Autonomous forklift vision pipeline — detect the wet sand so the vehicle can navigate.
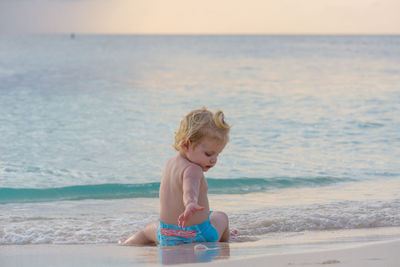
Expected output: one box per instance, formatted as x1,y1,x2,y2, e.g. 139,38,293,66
1,238,399,267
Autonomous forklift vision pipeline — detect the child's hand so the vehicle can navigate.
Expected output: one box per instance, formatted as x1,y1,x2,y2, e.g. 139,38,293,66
178,203,204,229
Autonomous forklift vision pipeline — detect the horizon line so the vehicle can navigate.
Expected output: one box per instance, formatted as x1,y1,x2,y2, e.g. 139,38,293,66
2,32,400,36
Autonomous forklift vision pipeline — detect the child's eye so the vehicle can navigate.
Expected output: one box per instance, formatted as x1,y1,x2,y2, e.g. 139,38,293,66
205,152,212,157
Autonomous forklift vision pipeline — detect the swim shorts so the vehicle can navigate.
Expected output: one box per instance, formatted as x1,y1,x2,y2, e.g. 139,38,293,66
157,211,219,246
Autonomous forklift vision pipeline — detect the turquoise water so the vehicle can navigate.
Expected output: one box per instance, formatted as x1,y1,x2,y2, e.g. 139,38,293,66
0,35,399,244
0,177,354,204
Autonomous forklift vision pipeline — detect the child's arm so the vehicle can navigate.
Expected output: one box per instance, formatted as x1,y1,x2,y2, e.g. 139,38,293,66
178,165,204,228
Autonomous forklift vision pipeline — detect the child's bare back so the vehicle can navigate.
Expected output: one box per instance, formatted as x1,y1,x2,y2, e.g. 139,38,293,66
159,154,210,227
121,107,232,246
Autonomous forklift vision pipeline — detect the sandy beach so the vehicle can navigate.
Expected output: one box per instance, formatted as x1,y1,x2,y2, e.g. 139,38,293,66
1,237,399,267
182,239,400,267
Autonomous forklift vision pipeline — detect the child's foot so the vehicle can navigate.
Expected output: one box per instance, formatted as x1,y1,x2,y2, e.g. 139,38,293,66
118,238,127,245
230,229,238,237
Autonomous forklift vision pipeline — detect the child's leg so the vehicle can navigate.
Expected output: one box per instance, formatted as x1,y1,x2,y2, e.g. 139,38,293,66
209,211,230,242
122,220,159,245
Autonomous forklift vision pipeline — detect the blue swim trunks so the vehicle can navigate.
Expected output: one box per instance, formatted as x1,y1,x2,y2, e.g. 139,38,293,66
157,211,219,246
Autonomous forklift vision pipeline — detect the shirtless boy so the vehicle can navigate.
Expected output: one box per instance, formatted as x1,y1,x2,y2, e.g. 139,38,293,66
122,107,231,246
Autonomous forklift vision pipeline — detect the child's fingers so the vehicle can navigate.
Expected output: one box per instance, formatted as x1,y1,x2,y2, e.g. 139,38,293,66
178,214,185,226
178,218,186,228
178,204,204,228
178,212,190,228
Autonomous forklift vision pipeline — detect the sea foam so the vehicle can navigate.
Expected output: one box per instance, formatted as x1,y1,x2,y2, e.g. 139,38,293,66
1,198,399,245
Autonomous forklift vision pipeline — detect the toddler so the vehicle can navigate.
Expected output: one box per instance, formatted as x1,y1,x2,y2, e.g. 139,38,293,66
122,107,231,246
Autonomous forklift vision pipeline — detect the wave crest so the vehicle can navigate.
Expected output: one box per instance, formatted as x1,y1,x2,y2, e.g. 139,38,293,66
0,176,354,204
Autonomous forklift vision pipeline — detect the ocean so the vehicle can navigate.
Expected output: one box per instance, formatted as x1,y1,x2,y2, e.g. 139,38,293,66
0,34,400,246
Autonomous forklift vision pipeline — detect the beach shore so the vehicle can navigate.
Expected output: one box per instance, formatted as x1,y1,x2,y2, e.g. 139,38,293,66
182,239,400,267
1,238,399,267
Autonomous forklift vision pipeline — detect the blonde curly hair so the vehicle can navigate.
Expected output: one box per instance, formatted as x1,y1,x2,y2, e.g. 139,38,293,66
173,107,231,151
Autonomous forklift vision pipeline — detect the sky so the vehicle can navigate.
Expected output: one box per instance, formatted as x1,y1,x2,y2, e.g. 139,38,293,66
0,0,399,34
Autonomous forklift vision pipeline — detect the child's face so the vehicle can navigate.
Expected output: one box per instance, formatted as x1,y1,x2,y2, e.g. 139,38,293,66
184,137,226,172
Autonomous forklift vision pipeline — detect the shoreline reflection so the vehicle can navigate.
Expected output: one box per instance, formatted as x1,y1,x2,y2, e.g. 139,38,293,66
158,242,230,265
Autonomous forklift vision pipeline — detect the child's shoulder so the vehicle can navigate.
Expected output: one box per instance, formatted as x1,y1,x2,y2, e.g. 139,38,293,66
183,162,203,175
172,154,203,174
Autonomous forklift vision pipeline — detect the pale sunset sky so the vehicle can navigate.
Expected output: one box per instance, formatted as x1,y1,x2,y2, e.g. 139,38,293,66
0,0,399,34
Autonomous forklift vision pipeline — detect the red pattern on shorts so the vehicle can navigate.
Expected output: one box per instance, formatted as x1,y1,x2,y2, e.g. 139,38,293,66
161,228,197,238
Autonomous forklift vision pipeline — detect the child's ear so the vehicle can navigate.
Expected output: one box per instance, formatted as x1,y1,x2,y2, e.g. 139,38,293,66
181,140,189,152
181,140,191,152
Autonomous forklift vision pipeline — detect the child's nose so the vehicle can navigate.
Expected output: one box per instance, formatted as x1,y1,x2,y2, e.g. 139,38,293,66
210,156,217,164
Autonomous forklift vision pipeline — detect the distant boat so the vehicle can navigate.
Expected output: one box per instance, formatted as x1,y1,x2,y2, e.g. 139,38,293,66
70,33,75,39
